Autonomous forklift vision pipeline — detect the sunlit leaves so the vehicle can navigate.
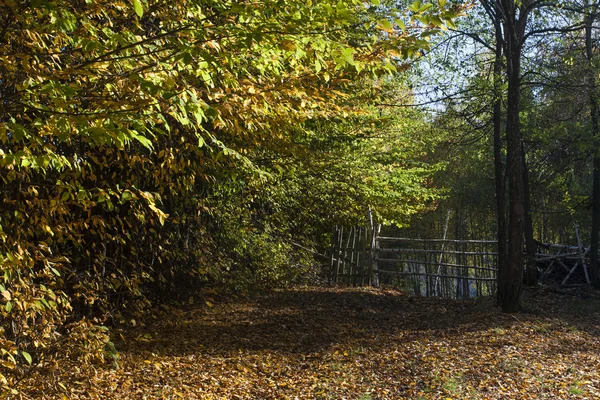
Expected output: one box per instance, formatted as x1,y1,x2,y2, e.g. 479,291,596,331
0,0,459,391
16,287,600,398
133,0,143,17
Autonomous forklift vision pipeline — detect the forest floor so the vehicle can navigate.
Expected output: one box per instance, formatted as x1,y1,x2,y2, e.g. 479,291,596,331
18,285,600,399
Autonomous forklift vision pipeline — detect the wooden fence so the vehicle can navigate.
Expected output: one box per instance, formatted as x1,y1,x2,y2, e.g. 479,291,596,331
536,224,591,286
374,237,498,298
328,225,376,286
329,225,497,298
328,222,591,298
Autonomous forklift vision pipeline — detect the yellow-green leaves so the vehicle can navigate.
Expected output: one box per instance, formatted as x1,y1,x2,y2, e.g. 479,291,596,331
395,18,406,31
0,0,459,392
409,0,423,12
133,0,143,17
21,351,32,365
379,19,394,30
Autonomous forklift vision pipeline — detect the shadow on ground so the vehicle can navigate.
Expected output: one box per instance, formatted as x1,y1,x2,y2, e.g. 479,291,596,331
116,286,600,358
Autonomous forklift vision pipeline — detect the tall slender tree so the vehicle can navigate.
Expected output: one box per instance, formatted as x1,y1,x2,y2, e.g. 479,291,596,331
479,0,509,305
585,1,600,288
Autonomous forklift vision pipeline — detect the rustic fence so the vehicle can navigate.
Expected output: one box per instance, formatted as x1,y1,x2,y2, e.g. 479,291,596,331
375,237,498,298
329,225,498,298
535,224,591,286
328,225,376,286
328,222,592,298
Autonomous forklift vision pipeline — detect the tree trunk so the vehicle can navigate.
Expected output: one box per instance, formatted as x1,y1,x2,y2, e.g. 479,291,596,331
500,0,527,312
522,144,537,286
586,7,600,288
492,15,508,305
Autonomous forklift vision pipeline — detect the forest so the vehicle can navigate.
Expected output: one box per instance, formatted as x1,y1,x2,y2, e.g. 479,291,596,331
1,0,600,398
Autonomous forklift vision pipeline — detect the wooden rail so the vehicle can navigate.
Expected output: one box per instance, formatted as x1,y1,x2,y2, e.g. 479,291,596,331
329,222,591,298
330,223,498,298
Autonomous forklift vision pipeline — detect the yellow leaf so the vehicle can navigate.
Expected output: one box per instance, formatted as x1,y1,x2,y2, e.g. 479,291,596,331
278,39,296,51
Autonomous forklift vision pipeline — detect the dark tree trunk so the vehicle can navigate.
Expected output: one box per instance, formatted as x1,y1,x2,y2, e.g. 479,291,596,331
492,16,507,305
522,144,537,286
500,0,527,312
587,7,600,288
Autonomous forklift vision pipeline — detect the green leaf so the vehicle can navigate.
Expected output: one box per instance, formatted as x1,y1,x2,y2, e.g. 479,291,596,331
409,0,422,12
5,301,12,312
419,3,434,12
342,47,355,64
134,135,154,150
380,19,393,30
133,0,143,17
121,191,133,202
430,16,444,27
394,18,406,31
22,351,32,365
416,15,430,25
182,52,194,65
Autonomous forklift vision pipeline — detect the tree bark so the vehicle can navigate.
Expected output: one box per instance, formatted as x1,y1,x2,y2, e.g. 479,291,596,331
586,6,600,289
492,12,508,305
522,144,537,286
500,0,527,312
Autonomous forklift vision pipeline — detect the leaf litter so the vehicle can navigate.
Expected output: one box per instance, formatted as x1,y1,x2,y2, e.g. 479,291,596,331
16,286,600,399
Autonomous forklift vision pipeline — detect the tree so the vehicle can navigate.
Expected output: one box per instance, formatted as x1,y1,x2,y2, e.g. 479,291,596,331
416,0,529,310
585,1,600,288
413,0,594,310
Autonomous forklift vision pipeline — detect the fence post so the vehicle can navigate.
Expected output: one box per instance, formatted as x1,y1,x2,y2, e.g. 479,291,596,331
329,226,337,285
367,209,374,286
371,224,381,288
435,210,451,297
362,226,370,285
342,227,353,284
336,227,344,283
354,227,362,286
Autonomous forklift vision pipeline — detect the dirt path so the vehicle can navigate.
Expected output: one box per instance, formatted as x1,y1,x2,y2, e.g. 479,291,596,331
19,286,600,399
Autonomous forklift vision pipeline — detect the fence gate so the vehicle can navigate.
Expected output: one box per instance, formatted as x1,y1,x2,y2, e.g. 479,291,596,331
328,225,374,286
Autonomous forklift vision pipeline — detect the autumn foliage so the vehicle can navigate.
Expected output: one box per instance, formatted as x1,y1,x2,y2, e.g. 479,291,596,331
0,0,460,392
